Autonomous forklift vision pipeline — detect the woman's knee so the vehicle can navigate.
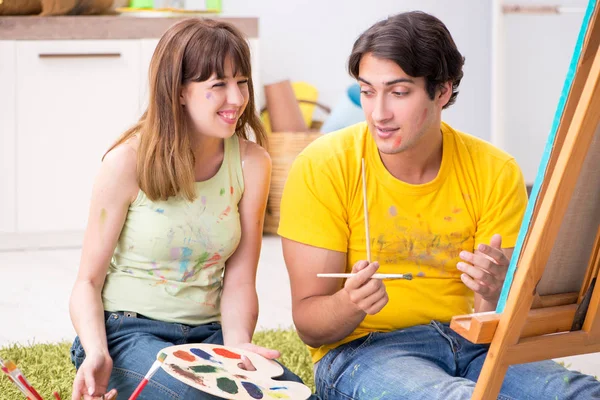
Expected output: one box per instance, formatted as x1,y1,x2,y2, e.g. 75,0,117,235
110,367,181,399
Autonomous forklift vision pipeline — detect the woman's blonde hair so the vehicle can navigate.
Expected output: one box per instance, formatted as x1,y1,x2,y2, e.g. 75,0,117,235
105,18,266,201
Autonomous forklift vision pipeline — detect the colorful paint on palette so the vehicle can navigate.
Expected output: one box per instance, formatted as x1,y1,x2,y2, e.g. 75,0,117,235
190,348,222,364
213,348,241,359
190,365,221,373
267,392,290,399
160,344,312,399
173,350,195,362
167,364,206,386
241,382,263,399
217,377,238,394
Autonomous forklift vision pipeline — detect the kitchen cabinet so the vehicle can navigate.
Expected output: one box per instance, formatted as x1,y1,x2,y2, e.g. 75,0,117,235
0,17,259,250
15,40,142,235
0,41,17,235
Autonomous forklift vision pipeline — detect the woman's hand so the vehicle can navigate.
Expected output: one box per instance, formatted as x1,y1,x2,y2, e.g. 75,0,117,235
71,352,117,400
231,343,281,371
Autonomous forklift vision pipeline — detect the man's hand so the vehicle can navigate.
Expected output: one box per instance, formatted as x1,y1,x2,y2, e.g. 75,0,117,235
457,234,509,304
344,260,389,315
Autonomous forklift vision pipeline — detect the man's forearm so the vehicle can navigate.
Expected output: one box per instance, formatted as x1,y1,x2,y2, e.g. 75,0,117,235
294,288,366,348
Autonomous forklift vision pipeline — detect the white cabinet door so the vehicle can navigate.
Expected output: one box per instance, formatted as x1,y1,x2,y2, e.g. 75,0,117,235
140,38,160,112
16,40,141,233
0,41,16,234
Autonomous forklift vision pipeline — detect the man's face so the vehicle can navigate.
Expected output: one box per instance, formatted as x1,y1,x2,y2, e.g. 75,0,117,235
358,53,447,155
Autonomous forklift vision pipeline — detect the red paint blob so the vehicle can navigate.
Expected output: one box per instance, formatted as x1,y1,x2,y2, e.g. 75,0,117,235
173,350,196,362
213,348,242,359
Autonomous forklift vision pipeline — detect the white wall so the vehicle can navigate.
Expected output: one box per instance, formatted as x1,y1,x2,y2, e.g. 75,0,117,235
502,0,588,183
223,0,591,183
222,0,492,140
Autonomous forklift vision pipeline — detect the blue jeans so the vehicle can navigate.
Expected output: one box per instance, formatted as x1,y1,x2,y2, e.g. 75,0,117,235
71,311,318,399
316,321,600,400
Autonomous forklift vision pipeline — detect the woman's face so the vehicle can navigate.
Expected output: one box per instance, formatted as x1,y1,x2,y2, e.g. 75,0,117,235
180,57,250,140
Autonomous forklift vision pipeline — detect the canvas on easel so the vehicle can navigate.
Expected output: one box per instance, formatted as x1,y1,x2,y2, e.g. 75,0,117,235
449,0,600,398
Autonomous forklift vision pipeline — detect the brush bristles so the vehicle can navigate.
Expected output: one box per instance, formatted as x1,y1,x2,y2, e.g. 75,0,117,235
404,273,413,281
4,360,16,372
157,353,167,363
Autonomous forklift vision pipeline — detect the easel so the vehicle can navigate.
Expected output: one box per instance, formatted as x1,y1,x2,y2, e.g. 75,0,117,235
450,1,600,399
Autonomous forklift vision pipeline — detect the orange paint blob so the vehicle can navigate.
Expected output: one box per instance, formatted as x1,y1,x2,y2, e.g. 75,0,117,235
173,350,196,362
213,348,242,359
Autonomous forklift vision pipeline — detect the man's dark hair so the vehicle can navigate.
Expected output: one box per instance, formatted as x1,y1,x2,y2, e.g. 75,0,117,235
348,11,465,109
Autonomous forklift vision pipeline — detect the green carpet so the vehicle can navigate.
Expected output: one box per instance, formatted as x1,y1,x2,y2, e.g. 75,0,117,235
0,329,314,399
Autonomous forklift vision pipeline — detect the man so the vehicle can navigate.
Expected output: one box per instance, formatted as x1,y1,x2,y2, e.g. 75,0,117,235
279,11,600,399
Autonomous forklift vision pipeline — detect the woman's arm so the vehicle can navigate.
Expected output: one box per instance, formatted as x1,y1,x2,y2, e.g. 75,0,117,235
220,139,273,349
69,142,138,399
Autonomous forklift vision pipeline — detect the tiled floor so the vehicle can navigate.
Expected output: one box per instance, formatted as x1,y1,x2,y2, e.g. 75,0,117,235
1,235,599,377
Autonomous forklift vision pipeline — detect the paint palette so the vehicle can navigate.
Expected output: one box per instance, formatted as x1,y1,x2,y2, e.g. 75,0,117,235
159,344,312,399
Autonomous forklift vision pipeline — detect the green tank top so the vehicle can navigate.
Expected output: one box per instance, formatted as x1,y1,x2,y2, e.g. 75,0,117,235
102,136,244,325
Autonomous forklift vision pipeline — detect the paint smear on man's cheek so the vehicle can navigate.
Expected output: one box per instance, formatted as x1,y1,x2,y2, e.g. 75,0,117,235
394,136,402,147
205,92,212,100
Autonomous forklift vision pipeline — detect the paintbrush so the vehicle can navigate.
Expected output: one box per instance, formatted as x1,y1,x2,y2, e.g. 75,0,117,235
2,359,43,400
318,273,413,280
128,352,167,400
0,363,31,399
361,158,372,263
0,356,29,398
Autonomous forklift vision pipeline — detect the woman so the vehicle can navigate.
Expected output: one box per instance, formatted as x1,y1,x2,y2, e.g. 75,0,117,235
69,18,306,400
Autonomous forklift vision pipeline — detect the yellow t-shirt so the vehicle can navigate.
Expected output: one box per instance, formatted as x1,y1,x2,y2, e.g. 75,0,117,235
278,121,528,363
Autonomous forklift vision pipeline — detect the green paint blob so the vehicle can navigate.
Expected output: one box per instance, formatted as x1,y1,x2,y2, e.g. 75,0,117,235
190,365,220,373
217,377,238,394
220,188,225,196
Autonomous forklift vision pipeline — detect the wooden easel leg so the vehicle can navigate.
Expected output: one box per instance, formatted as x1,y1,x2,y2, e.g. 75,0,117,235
472,356,508,400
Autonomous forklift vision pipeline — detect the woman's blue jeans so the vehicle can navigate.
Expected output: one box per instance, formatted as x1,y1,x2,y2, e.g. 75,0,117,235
71,311,317,399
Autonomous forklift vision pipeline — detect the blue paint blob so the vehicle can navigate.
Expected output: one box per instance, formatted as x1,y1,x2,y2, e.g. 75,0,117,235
242,381,263,399
189,348,222,364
